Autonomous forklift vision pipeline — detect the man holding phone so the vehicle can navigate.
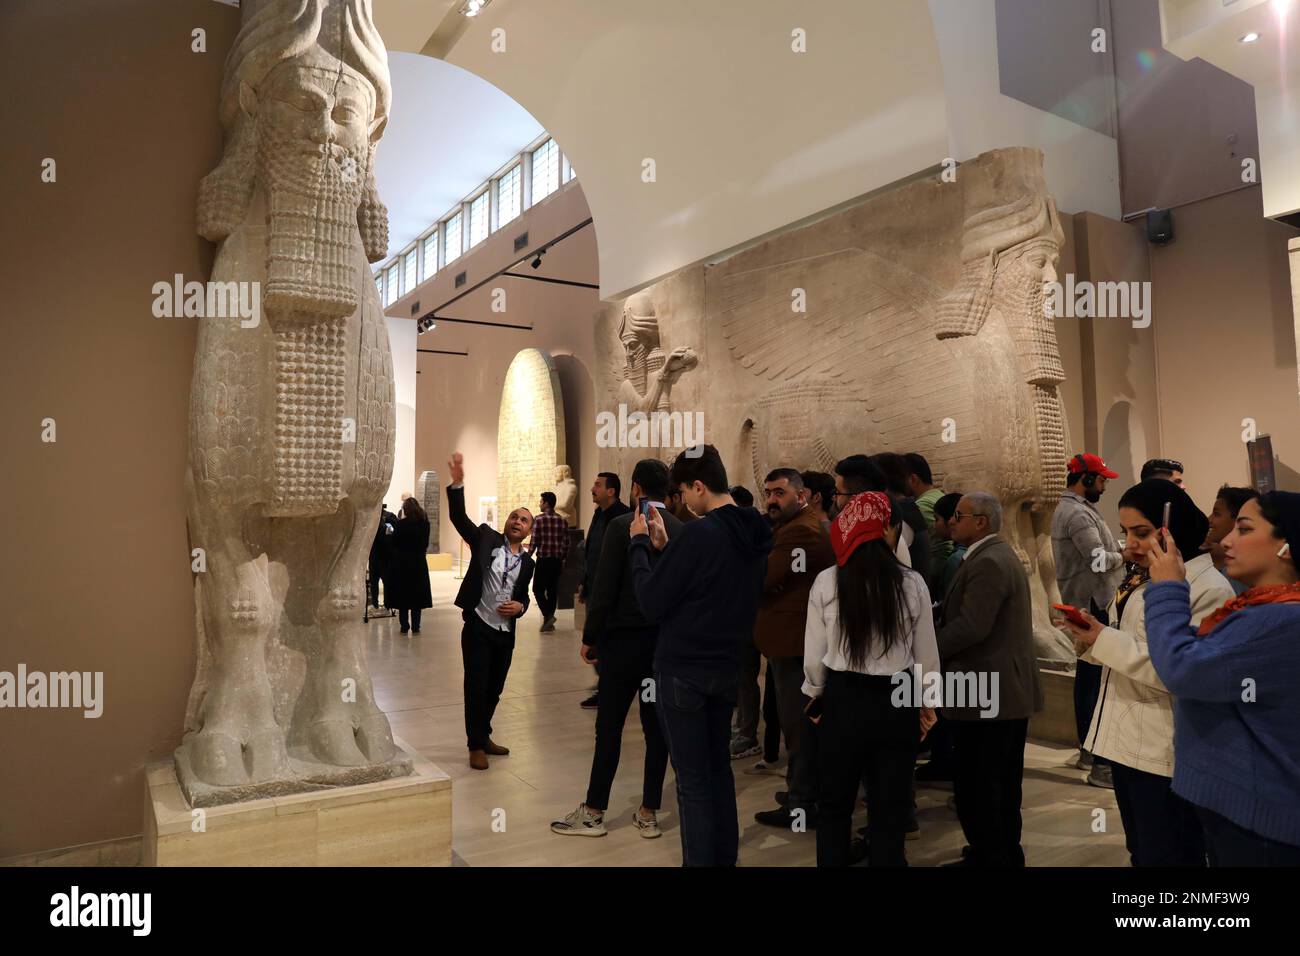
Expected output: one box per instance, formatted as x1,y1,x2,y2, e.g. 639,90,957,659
1050,452,1125,788
551,459,684,840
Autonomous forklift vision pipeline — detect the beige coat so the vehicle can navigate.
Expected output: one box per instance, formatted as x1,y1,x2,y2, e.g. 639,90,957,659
1081,553,1234,777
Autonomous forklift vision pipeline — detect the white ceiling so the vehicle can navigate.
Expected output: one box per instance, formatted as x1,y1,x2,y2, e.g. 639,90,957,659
373,51,544,261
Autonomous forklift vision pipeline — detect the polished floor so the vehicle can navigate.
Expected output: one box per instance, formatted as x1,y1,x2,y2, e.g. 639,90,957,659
368,571,1129,867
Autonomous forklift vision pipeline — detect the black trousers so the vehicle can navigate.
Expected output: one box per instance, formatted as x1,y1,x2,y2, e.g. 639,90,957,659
763,665,781,761
461,613,515,751
398,607,421,631
1197,806,1300,866
769,656,817,809
1111,761,1206,866
816,671,918,867
1075,603,1109,766
951,717,1029,866
584,630,669,812
533,556,563,620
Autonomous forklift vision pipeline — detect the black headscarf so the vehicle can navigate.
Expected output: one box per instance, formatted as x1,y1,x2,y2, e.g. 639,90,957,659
1117,479,1208,562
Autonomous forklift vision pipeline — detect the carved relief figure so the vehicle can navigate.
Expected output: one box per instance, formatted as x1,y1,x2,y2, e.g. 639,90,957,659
553,465,578,527
181,0,406,803
617,290,699,415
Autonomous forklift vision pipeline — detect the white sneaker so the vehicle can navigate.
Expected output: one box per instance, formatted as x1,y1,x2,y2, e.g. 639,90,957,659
550,804,607,837
633,809,662,839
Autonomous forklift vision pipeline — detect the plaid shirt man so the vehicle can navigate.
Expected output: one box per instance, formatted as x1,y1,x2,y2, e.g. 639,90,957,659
529,510,569,560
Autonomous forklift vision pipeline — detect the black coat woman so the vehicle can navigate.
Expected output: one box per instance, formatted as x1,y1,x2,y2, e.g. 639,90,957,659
388,498,434,634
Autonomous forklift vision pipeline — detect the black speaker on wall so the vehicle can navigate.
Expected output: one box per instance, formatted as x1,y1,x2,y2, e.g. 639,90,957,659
1146,208,1174,245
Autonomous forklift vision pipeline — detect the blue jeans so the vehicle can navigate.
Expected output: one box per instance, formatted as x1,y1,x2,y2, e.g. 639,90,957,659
656,670,740,866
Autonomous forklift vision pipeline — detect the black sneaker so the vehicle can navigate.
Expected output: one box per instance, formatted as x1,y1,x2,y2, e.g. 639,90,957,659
580,693,600,709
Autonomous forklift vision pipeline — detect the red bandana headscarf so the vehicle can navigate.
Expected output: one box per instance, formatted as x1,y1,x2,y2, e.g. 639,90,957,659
831,492,891,567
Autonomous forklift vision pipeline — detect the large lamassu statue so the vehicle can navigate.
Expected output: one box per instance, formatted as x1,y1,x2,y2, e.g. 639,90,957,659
180,0,408,805
700,148,1072,661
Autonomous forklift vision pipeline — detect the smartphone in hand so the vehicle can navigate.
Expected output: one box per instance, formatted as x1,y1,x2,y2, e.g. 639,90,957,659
1053,603,1090,628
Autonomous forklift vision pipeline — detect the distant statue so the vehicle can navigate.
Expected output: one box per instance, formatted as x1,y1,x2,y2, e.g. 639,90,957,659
553,465,578,527
618,291,698,414
417,470,440,552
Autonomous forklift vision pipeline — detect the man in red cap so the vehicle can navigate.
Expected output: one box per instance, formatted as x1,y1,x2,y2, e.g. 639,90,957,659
1051,453,1124,789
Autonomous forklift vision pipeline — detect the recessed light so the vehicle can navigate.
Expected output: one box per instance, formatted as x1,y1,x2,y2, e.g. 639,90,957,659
460,0,489,16
1240,31,1260,43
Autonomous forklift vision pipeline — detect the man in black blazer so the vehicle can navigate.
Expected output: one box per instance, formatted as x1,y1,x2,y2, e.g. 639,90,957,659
937,491,1043,867
446,452,536,771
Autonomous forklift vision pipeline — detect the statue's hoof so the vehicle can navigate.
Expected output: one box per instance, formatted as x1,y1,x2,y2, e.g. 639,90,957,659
189,726,289,786
308,718,369,767
355,713,397,763
189,729,248,786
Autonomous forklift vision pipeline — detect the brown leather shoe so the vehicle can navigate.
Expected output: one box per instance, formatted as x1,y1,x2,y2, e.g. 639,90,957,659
484,739,510,756
469,749,489,770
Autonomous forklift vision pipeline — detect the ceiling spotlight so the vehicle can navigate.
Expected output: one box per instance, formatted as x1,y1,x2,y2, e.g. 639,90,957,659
418,317,436,333
1239,31,1260,43
531,249,546,269
460,0,489,17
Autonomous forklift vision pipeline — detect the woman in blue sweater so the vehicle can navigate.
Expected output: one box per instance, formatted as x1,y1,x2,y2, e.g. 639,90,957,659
1145,491,1300,865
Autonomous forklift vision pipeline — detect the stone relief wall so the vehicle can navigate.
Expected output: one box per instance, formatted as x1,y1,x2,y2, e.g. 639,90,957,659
416,469,440,553
594,148,1074,661
180,0,409,806
498,348,567,526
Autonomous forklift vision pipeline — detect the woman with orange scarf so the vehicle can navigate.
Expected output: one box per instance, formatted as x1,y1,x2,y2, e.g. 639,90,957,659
1145,491,1300,865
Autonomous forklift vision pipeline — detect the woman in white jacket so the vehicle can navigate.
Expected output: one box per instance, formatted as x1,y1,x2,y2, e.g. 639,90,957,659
804,492,938,867
1060,480,1234,866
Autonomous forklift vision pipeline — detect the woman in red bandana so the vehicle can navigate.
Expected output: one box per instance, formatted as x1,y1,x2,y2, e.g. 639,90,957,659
803,491,940,866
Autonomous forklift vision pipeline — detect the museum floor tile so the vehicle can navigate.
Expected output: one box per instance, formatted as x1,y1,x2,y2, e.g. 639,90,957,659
367,571,1130,867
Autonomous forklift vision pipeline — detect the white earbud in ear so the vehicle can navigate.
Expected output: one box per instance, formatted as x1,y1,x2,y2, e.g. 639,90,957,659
1278,542,1292,559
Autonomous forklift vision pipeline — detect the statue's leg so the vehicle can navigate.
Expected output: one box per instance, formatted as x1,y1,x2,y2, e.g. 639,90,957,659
184,508,290,786
305,495,397,766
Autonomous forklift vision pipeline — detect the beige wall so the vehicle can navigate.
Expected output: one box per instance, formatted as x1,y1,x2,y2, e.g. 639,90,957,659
0,0,239,858
1149,187,1300,506
400,183,601,553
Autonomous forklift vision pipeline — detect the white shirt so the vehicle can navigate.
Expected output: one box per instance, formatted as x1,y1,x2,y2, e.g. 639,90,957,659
802,566,940,696
475,544,525,631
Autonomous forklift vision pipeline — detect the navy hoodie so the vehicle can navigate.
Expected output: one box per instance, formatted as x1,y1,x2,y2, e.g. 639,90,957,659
628,503,774,679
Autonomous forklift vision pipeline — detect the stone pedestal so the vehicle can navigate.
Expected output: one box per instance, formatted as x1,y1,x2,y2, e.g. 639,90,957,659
143,739,451,866
557,528,584,611
1028,667,1077,747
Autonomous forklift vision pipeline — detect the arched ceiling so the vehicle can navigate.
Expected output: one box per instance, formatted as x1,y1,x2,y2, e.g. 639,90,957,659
377,0,951,300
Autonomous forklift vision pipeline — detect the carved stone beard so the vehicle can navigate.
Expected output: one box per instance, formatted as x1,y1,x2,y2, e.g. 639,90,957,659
993,250,1066,389
257,112,368,323
993,252,1068,508
623,339,648,397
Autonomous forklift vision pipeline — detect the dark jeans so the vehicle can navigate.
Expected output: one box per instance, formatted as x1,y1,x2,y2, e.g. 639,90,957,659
585,631,669,812
461,613,515,751
769,656,816,809
398,607,421,630
736,641,761,742
1197,806,1300,866
656,670,740,866
816,671,918,867
1111,762,1206,866
951,718,1029,866
533,556,563,620
1075,603,1109,766
920,713,954,771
